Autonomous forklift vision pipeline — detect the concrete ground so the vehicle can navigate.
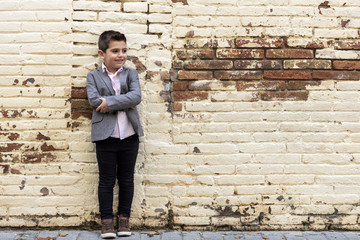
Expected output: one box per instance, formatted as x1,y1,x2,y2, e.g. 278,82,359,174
0,230,359,240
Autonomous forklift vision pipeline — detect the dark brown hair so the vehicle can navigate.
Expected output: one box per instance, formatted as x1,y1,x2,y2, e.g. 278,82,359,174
98,30,127,52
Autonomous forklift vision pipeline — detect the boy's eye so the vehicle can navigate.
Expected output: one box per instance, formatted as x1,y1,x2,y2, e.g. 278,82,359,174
122,49,127,53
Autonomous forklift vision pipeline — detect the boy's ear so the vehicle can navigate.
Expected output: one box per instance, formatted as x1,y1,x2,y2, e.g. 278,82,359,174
98,50,105,60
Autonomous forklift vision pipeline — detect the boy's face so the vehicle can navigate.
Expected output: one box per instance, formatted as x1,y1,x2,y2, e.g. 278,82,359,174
98,40,127,73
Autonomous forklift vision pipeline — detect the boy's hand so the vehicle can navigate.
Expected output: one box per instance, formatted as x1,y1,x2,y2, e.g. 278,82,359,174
96,97,109,113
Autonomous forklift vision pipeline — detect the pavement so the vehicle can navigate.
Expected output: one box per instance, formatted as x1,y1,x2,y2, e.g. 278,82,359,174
0,230,359,240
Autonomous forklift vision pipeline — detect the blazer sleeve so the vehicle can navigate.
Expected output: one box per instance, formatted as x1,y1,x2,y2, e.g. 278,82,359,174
104,69,142,112
86,71,102,108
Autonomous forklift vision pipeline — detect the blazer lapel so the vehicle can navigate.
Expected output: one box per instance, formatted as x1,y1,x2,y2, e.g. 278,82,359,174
97,68,115,95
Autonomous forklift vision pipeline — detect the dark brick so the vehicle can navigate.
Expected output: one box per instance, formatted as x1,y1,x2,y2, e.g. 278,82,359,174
0,132,20,141
184,60,233,70
261,91,308,101
234,60,282,69
71,88,87,99
173,102,183,111
178,70,213,80
264,70,312,80
173,81,188,91
216,49,264,59
286,81,322,90
173,92,208,101
176,49,214,59
0,143,23,152
21,152,56,163
313,70,360,80
71,99,92,110
0,164,10,174
333,61,360,70
214,71,262,80
266,49,314,59
236,38,283,48
36,132,50,141
237,81,286,91
71,110,92,120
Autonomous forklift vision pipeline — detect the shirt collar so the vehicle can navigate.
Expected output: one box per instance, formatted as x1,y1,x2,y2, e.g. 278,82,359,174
102,63,123,75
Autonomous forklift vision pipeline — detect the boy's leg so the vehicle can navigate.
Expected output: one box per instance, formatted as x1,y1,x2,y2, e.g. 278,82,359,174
116,134,139,217
96,138,118,220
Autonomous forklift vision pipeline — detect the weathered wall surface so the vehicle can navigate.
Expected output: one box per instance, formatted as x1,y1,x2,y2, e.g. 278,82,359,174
1,0,360,230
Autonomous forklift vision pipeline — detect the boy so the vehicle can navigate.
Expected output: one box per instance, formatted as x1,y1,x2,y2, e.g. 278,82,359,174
86,30,144,239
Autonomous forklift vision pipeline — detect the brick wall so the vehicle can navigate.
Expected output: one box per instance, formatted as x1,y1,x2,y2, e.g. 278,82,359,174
1,0,360,230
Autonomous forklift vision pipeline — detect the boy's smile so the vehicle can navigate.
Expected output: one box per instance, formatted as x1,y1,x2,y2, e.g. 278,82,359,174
98,40,127,74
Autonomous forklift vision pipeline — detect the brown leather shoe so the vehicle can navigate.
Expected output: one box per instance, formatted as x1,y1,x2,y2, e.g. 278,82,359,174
117,214,131,237
101,218,116,239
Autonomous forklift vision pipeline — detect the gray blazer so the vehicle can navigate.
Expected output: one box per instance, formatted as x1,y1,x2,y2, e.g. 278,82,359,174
86,67,144,142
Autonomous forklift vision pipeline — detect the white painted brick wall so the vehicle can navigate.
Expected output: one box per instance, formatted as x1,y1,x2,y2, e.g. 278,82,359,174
0,0,360,230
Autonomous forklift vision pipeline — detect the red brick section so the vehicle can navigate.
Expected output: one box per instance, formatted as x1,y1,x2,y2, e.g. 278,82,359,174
172,38,360,107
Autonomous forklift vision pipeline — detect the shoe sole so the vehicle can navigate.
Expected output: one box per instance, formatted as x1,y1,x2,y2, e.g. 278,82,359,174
101,232,116,239
117,231,132,237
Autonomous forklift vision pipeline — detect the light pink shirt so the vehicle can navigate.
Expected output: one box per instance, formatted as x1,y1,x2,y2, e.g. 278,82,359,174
102,63,136,140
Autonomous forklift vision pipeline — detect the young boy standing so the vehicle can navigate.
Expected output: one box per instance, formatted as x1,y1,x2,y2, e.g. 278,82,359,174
86,30,144,239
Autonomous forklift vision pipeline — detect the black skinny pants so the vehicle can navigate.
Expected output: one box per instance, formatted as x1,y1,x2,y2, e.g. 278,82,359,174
95,134,139,219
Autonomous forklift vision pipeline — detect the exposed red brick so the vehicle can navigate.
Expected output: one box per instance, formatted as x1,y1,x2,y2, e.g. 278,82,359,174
173,81,187,91
71,88,87,99
266,49,314,59
178,70,213,80
176,49,214,59
313,70,360,80
286,81,322,90
264,70,312,80
71,110,92,120
36,132,50,141
0,143,23,152
237,81,285,91
284,60,331,69
71,99,92,110
0,109,25,118
235,38,283,48
261,91,308,101
333,61,360,70
214,71,262,80
184,60,233,70
173,92,208,101
234,60,282,69
335,40,360,50
146,71,170,80
0,132,20,141
21,152,56,163
40,143,57,152
173,102,183,111
216,49,264,59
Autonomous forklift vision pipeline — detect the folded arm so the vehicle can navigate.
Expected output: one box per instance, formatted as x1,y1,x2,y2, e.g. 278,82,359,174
103,69,141,112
